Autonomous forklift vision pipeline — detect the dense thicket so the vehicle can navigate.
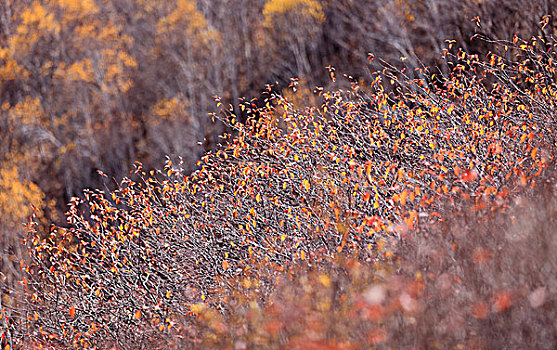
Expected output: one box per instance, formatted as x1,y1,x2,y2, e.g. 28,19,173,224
189,172,557,349
0,25,556,348
0,0,556,297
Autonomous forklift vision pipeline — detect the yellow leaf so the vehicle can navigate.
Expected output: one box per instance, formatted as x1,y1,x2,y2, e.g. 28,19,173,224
302,180,310,192
190,303,206,313
319,274,331,287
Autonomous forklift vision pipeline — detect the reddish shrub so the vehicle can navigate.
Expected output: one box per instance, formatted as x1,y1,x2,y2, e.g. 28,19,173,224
2,33,557,349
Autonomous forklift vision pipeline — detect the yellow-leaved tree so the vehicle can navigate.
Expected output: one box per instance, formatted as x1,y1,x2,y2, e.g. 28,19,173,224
0,0,138,205
0,165,44,300
139,0,223,168
261,0,325,78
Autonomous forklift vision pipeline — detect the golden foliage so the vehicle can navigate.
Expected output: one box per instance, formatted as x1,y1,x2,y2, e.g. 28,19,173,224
263,0,326,28
157,0,221,45
4,0,136,91
151,96,188,122
0,165,44,233
56,0,100,19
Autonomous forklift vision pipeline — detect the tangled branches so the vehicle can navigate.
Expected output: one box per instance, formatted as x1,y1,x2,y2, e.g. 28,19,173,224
3,34,557,349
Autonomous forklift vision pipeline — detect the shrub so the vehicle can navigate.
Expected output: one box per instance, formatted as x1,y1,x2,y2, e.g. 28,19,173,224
3,33,557,348
190,171,557,349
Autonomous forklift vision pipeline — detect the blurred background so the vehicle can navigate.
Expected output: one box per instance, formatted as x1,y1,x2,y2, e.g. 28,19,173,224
0,0,554,292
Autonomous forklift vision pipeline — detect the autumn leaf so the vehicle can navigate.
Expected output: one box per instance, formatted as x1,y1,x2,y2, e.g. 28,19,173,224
471,301,489,319
461,168,478,182
400,190,408,206
531,147,538,159
493,291,512,312
363,192,371,202
404,211,417,229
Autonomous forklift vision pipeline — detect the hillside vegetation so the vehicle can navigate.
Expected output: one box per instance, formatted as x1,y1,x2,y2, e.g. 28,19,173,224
0,0,555,311
1,20,557,348
1,1,557,349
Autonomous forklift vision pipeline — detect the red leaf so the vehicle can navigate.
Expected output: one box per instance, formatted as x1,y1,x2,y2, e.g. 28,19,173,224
471,301,489,319
493,291,512,312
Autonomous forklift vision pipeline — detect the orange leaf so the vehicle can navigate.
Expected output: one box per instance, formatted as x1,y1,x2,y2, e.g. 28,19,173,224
363,192,371,202
363,305,385,322
302,180,310,192
222,260,229,270
400,190,408,206
471,301,489,319
404,211,417,230
461,168,478,182
493,291,512,312
134,310,141,319
69,306,76,318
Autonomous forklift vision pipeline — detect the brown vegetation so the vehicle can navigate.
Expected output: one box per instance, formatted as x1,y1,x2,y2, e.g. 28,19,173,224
1,1,557,349
1,22,556,348
189,174,557,349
